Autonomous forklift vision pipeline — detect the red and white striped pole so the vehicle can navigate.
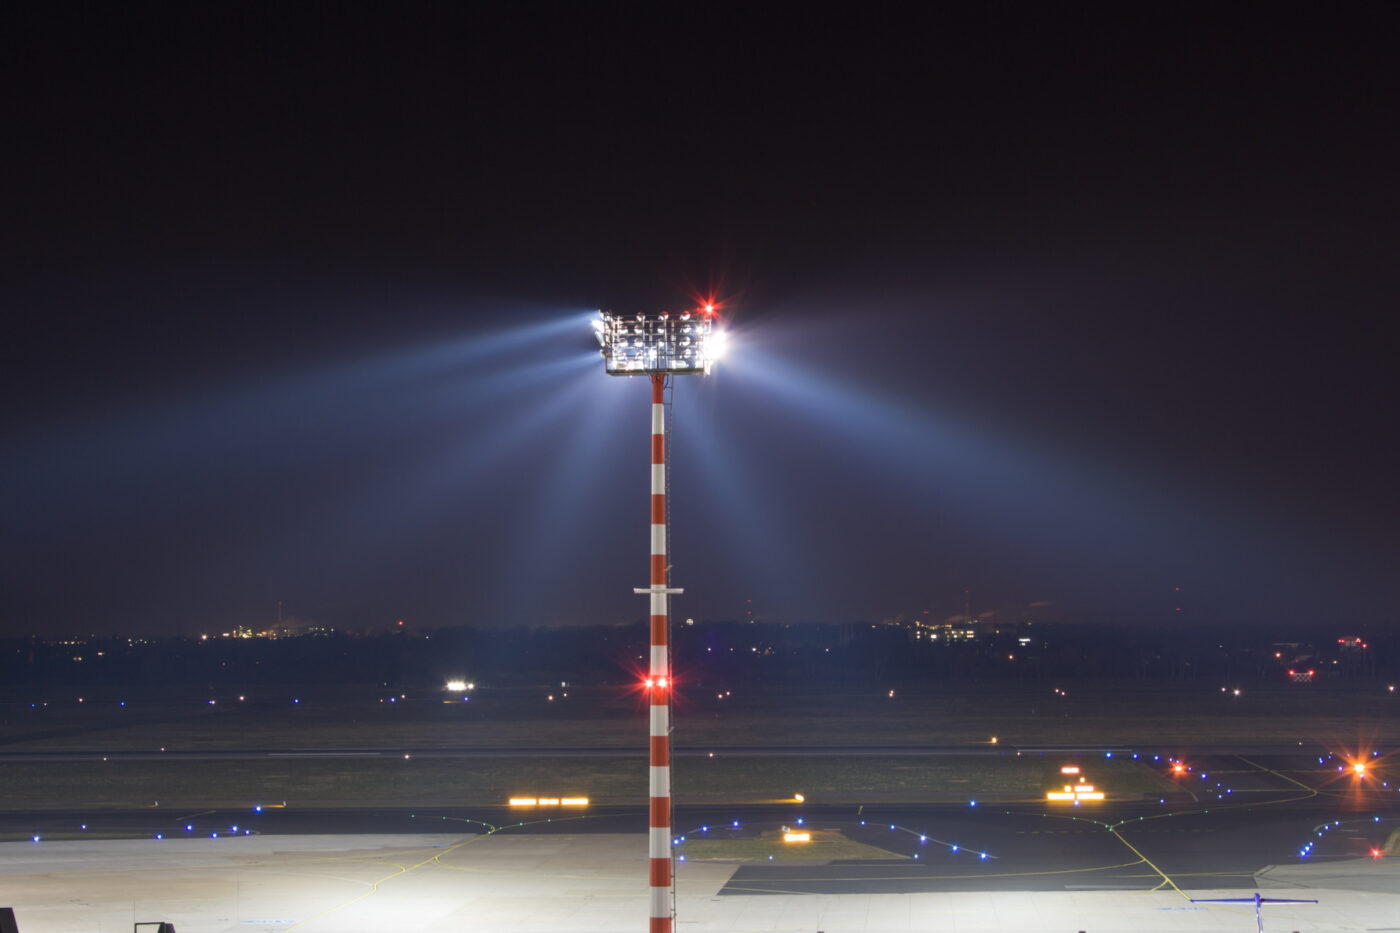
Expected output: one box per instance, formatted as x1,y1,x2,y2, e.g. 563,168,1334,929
635,372,677,933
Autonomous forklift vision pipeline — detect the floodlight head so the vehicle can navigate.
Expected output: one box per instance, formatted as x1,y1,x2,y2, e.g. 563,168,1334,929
596,307,723,375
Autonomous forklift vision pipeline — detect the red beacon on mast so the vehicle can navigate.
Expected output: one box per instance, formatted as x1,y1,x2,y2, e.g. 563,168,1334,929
593,303,725,933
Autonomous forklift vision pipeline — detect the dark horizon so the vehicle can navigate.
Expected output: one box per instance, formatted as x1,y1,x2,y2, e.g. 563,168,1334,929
5,616,1393,691
4,6,1396,637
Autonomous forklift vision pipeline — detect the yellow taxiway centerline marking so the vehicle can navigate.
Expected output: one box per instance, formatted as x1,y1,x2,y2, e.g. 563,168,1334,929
280,828,499,931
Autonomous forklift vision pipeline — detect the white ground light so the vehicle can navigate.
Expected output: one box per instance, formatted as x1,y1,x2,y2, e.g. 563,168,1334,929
2,834,1396,932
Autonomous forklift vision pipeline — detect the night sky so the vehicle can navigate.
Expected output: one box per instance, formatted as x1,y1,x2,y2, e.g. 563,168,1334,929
3,5,1396,636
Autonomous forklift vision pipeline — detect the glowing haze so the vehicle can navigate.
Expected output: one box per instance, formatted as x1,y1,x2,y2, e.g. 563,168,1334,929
3,6,1394,634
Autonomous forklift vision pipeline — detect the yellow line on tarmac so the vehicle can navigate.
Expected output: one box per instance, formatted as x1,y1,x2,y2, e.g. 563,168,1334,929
1096,757,1323,902
1235,755,1319,797
1106,828,1188,899
281,833,493,931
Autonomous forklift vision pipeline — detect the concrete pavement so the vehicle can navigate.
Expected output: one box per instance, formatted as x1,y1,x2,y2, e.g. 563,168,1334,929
2,833,1397,932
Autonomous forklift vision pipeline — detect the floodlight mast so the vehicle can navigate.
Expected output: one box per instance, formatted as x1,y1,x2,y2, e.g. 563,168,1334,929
595,306,719,933
596,307,718,376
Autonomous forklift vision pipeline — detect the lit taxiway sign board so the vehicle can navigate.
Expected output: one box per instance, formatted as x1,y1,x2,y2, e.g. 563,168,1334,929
1047,783,1104,802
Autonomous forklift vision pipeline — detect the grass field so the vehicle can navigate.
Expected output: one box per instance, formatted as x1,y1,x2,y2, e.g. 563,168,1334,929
0,681,1392,809
3,681,1393,751
0,752,1175,809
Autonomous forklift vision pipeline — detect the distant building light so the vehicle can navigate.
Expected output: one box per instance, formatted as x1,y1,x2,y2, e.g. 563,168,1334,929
783,832,811,843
